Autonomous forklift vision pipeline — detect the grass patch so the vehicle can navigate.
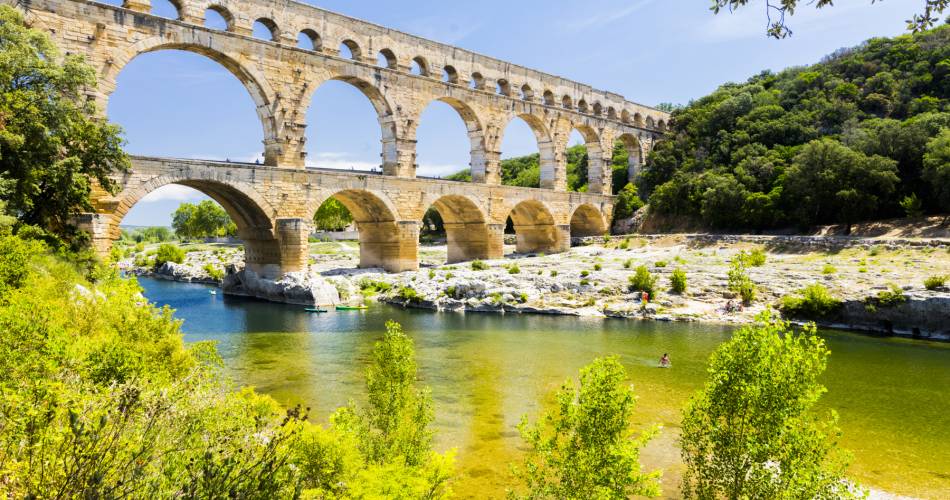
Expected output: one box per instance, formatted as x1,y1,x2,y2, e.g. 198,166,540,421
924,275,947,290
471,260,489,271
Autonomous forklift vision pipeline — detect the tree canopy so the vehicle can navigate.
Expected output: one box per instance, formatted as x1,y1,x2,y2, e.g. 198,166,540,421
171,200,236,239
712,0,949,39
643,24,950,230
0,5,129,246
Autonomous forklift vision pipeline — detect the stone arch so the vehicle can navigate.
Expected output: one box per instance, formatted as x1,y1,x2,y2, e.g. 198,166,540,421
607,106,618,120
593,102,603,116
304,75,397,174
617,133,643,181
543,90,556,106
500,113,558,190
569,123,605,192
442,65,459,84
621,109,632,124
339,39,361,60
470,72,485,90
413,96,486,182
578,99,589,114
562,95,574,109
298,29,322,51
411,56,429,76
425,194,494,263
104,37,279,164
657,119,667,131
570,204,607,238
521,84,534,101
496,78,511,97
378,48,398,69
646,116,656,129
315,189,412,271
253,18,280,42
506,199,565,254
151,0,182,20
633,112,644,127
203,5,234,31
108,171,295,278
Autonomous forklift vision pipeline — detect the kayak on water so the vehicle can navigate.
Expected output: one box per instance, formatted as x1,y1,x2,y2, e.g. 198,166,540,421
305,308,329,313
336,305,368,311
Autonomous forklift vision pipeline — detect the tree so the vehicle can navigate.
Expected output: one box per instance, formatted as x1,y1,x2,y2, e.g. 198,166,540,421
711,0,948,39
0,6,129,246
613,183,645,220
329,321,454,497
313,197,354,231
511,357,661,499
171,200,235,239
680,311,858,499
923,128,950,221
783,139,898,229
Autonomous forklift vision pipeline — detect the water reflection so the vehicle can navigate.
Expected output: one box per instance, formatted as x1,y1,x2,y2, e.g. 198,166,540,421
136,277,950,498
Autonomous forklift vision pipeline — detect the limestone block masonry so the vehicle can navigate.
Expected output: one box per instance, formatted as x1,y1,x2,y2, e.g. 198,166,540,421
11,0,669,274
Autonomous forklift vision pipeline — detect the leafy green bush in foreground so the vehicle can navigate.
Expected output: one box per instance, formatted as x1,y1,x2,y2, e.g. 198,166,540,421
0,232,452,497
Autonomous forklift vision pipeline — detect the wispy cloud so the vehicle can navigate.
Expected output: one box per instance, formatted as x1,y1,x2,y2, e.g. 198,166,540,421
561,0,658,32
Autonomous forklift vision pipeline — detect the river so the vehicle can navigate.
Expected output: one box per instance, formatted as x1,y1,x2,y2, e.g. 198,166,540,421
137,276,950,498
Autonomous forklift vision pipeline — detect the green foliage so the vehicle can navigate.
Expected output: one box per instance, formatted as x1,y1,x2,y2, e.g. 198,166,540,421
613,183,645,220
471,260,489,271
628,265,658,299
654,260,668,268
623,258,633,269
0,6,129,247
171,201,235,240
121,226,173,244
358,279,393,295
154,243,185,267
780,283,844,320
865,283,908,310
644,25,950,230
313,197,354,232
511,357,660,499
508,264,521,275
735,248,767,267
593,263,603,271
728,256,756,304
0,231,45,297
580,270,590,278
923,128,950,215
203,263,224,281
670,268,688,294
397,286,422,304
924,275,947,290
681,312,857,499
550,270,558,277
900,193,925,217
822,263,838,275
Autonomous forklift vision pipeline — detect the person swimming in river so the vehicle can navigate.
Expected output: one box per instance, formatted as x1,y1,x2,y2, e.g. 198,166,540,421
659,353,671,368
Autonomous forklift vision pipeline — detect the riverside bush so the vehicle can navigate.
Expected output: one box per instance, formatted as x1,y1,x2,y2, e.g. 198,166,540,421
628,265,658,299
511,357,660,498
670,268,688,294
203,263,225,281
924,275,947,290
154,243,185,267
865,283,907,311
471,260,489,271
0,233,454,497
681,312,857,498
780,283,843,320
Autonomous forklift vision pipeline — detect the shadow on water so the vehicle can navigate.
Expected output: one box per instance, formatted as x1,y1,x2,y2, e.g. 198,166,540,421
136,276,950,499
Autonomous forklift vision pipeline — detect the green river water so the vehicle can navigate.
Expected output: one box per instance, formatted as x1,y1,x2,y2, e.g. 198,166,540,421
138,277,950,498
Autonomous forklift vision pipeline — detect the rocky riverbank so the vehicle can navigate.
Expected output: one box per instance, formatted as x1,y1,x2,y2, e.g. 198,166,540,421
123,235,950,340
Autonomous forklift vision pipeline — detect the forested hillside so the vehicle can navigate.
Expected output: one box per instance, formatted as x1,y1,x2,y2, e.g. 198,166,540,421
640,24,950,231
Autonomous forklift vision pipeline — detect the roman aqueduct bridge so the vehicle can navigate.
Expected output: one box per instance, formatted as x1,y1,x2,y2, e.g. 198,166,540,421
13,0,670,274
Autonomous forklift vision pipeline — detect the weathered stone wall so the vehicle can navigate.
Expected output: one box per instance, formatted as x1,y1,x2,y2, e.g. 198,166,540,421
12,0,668,193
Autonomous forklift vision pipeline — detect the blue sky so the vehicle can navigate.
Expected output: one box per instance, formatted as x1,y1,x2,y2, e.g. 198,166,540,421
112,0,919,226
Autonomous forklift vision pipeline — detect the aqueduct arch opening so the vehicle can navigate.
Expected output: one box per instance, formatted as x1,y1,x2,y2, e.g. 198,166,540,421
506,200,566,255
617,133,643,182
316,189,415,272
106,176,309,280
103,40,279,163
570,204,608,238
414,97,486,180
425,195,495,264
569,125,607,195
500,115,557,189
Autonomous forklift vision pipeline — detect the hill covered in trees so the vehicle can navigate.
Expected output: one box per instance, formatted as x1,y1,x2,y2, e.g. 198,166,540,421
640,23,950,232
